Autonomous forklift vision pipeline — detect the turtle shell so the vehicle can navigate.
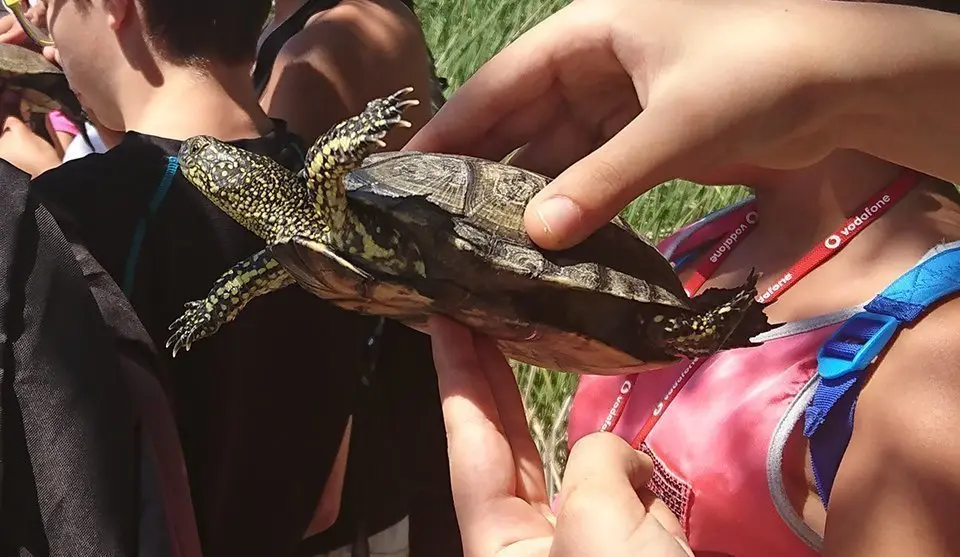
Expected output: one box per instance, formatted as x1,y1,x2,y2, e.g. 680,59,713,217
0,43,81,117
270,152,709,374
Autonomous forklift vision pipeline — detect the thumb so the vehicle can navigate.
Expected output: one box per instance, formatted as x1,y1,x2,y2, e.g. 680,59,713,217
523,100,725,250
553,433,693,556
42,46,60,66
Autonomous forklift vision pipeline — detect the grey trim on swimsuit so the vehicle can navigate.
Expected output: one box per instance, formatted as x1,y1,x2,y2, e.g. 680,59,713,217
750,305,866,344
761,306,870,552
763,239,960,549
768,373,825,552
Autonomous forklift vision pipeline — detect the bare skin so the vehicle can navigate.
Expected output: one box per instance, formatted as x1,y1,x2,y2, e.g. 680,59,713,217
0,114,59,176
405,0,960,251
407,0,960,553
259,0,434,147
429,315,694,557
429,154,960,555
671,150,960,555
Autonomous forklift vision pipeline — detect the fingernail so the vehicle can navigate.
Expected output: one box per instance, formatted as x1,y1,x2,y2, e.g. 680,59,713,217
535,196,582,240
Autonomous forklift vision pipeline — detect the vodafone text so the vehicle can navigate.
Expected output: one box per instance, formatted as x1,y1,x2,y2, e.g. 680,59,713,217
709,211,758,264
601,379,633,431
824,194,891,250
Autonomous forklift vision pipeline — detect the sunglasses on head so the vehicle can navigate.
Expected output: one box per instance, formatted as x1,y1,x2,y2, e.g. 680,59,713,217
3,0,52,46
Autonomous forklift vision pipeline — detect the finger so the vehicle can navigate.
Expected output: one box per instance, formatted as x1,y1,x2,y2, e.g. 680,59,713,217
429,316,554,554
428,316,508,510
42,46,60,66
474,336,551,514
403,2,605,160
0,15,27,45
555,432,651,513
523,87,738,250
507,114,598,179
552,433,693,556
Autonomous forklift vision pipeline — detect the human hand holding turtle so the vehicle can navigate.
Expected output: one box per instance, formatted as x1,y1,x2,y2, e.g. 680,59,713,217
0,13,27,46
405,0,960,250
428,314,693,557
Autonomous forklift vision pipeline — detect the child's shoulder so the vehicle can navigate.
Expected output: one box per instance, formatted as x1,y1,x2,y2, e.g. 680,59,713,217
824,251,960,552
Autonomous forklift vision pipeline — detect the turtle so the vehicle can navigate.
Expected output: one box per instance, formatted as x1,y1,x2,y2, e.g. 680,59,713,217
167,87,777,374
0,42,82,119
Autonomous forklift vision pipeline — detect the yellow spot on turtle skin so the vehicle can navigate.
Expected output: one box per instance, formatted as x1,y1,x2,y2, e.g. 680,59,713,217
653,315,664,323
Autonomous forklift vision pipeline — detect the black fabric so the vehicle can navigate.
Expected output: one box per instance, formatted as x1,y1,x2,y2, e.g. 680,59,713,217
298,319,461,556
34,121,460,556
0,159,175,556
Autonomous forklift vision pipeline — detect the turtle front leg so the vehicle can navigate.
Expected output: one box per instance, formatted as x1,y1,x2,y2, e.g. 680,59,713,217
304,87,419,230
165,249,295,357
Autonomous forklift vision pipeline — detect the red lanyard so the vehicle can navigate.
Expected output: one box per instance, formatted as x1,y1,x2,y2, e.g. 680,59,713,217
598,169,923,448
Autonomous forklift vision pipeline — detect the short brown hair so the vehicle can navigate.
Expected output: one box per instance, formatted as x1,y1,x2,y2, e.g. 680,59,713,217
881,0,960,14
139,0,272,66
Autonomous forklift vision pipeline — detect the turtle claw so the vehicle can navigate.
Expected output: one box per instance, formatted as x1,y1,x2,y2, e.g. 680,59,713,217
388,86,415,100
168,300,204,330
165,299,224,357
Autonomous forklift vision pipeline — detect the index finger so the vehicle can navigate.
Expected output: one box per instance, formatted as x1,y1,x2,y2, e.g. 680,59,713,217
429,316,554,553
403,1,604,161
428,316,508,510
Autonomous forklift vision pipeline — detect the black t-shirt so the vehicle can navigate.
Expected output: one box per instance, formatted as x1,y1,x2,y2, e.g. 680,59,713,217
33,122,459,556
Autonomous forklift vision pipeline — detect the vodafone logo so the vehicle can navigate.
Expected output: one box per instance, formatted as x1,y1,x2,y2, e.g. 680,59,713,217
708,210,759,263
601,379,634,431
824,193,892,250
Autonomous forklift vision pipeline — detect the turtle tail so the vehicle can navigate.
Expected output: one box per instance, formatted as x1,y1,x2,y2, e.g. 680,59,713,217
651,269,780,358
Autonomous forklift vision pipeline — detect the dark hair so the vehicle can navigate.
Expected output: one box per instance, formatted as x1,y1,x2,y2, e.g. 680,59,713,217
139,0,273,66
883,0,960,15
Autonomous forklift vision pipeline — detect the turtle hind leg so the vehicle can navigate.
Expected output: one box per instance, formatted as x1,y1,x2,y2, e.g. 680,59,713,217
647,269,781,358
165,249,295,357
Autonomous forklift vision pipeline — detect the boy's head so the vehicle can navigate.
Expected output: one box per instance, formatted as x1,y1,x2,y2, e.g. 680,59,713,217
865,0,960,14
42,0,271,129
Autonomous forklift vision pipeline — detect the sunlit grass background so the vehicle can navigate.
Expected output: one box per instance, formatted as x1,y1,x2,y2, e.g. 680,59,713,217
414,0,751,494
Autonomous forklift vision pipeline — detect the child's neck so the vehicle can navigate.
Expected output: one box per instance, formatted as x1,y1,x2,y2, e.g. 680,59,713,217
705,150,960,322
118,63,274,143
748,150,905,269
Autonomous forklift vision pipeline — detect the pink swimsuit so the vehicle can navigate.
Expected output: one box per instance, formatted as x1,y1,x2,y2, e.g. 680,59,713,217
47,110,80,137
568,200,960,556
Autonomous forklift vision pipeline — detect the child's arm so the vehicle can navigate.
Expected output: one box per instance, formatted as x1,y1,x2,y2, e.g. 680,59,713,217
822,297,960,556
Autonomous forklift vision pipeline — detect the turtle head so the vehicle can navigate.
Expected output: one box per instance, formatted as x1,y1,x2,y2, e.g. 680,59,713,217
645,269,778,358
178,135,244,195
179,134,287,205
178,135,301,240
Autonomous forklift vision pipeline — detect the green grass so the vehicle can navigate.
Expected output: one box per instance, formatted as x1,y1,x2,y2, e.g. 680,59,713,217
414,0,750,485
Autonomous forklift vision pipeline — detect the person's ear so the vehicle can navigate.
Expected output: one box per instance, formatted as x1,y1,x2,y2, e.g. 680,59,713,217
103,0,132,31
